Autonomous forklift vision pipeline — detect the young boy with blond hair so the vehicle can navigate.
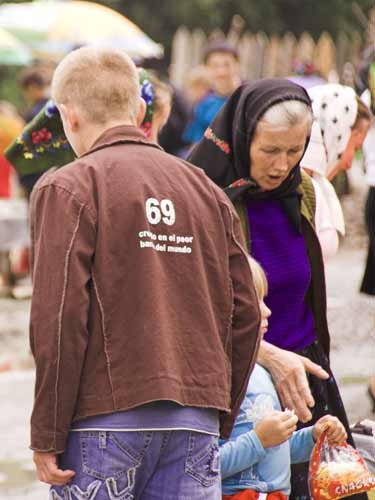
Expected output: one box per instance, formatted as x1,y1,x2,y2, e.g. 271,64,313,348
220,256,347,500
29,47,261,500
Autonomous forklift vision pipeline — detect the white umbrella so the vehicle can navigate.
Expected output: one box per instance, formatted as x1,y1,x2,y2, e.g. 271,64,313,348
0,26,31,65
0,1,163,60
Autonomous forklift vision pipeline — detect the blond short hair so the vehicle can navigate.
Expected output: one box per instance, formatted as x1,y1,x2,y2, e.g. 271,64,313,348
248,256,268,299
51,47,140,124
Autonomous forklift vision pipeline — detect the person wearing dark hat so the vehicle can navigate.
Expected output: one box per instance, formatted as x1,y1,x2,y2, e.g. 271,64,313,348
183,40,241,146
189,78,367,500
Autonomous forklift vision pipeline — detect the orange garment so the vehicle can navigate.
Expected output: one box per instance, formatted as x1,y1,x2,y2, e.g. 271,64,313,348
0,156,13,197
223,490,287,500
0,112,24,198
0,115,23,149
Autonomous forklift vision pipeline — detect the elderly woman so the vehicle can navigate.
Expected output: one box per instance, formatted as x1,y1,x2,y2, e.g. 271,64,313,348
189,79,366,500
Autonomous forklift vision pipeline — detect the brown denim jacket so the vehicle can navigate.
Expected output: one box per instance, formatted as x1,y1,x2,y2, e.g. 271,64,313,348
29,126,260,453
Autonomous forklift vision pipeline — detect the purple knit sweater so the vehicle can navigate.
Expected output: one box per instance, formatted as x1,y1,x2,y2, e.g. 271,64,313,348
247,198,316,351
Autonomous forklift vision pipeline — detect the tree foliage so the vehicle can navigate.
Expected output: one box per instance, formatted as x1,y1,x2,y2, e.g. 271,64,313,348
2,0,374,60
96,0,374,56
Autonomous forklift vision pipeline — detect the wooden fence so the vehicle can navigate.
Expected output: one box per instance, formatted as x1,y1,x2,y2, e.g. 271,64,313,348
169,28,364,89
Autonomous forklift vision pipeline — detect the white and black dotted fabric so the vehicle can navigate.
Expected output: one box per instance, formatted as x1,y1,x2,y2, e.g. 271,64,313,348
307,84,358,168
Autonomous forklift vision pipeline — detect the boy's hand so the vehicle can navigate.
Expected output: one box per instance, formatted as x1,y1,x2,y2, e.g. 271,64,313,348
254,410,298,448
313,415,347,445
33,451,75,486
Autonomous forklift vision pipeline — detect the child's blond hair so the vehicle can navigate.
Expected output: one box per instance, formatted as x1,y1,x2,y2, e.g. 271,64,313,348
148,74,172,115
51,47,140,125
185,65,212,90
248,255,268,299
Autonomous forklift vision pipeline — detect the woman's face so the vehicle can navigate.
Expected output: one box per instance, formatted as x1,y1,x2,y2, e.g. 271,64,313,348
249,118,310,191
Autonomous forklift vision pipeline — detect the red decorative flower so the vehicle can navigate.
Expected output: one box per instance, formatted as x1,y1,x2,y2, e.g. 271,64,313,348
204,127,231,155
31,128,52,144
141,121,152,138
221,143,231,155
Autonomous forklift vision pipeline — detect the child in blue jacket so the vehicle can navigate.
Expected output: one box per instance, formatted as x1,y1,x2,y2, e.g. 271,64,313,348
220,257,347,500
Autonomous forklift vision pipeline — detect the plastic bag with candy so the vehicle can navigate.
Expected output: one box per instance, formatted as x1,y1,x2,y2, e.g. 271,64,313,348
309,430,375,500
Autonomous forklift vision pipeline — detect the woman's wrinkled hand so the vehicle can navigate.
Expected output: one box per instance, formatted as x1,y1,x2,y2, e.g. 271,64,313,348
257,341,329,423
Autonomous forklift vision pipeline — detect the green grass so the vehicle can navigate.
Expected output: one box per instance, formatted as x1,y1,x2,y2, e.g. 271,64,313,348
368,491,375,500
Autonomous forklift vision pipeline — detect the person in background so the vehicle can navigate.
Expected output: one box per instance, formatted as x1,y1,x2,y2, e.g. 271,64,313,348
358,60,375,299
158,84,191,157
19,65,52,123
0,102,24,198
0,102,25,297
184,65,212,105
205,40,241,102
17,65,54,196
220,256,347,500
179,65,212,158
183,40,241,146
300,84,371,261
287,59,326,90
5,69,169,191
355,45,375,102
356,55,375,410
140,70,172,143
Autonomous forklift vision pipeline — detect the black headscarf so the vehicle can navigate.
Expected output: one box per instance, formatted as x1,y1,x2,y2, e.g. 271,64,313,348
188,78,312,231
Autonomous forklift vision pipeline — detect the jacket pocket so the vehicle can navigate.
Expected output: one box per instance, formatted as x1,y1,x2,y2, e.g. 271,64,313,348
185,432,220,487
80,431,151,481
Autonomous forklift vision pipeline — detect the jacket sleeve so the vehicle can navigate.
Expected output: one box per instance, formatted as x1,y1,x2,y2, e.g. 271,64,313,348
219,199,261,438
220,431,266,479
29,183,96,453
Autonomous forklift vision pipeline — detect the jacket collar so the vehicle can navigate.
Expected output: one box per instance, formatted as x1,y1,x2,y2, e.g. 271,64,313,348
81,125,162,158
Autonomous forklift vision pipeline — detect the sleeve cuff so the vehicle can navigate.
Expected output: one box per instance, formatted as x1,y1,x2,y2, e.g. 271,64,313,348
30,429,69,454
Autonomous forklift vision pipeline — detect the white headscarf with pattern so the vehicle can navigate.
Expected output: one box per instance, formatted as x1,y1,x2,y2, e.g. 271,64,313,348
300,84,358,235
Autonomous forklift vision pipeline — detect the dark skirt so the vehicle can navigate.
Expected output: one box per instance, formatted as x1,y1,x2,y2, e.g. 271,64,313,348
289,340,367,500
360,187,375,295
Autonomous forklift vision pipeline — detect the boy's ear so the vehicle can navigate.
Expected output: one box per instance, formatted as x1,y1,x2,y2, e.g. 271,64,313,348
59,103,80,132
136,98,147,127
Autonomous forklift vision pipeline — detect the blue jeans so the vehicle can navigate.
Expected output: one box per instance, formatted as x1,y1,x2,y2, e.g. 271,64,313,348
49,430,221,499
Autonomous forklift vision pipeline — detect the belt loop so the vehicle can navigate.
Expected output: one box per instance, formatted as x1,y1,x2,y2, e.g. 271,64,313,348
99,431,107,449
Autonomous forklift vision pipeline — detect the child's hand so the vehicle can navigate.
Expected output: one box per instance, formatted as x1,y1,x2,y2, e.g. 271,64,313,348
313,415,347,445
254,410,298,448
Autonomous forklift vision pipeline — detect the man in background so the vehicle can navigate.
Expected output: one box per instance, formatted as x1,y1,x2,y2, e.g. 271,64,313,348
183,40,241,146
